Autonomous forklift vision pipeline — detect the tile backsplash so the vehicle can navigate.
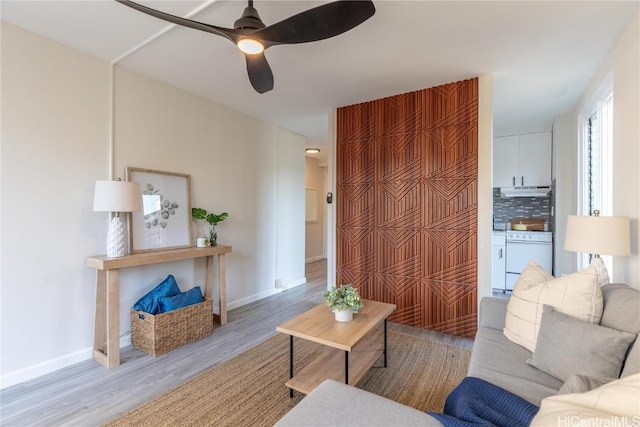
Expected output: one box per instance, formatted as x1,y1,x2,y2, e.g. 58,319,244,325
493,188,552,229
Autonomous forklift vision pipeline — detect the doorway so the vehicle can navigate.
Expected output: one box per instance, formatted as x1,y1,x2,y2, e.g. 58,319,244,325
305,156,327,263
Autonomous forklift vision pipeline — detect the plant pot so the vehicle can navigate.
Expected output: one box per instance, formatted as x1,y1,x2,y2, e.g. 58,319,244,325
209,226,218,247
334,308,353,322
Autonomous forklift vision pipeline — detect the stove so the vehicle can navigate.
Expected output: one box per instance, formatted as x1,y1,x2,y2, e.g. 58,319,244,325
504,231,553,291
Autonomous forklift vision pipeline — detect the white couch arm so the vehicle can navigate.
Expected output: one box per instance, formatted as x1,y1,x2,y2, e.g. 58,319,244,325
275,380,443,427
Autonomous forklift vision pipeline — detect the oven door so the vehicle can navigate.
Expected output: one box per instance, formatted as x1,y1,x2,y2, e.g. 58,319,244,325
505,241,552,290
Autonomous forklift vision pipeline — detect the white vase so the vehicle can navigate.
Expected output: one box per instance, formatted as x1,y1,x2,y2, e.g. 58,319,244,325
334,308,353,322
106,216,126,258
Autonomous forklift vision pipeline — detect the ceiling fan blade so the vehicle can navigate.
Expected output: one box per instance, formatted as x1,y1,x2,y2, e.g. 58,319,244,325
253,0,375,47
244,52,274,94
115,0,243,44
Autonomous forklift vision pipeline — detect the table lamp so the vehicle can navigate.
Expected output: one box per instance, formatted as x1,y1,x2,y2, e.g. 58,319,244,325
564,210,630,285
93,179,142,257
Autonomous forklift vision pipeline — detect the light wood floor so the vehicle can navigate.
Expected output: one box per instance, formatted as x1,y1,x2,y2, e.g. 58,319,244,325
1,259,473,426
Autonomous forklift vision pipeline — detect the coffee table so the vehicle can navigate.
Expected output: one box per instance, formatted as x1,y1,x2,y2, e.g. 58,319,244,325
276,299,396,397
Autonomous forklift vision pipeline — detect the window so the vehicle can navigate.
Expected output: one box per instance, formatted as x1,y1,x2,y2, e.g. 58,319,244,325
577,75,613,272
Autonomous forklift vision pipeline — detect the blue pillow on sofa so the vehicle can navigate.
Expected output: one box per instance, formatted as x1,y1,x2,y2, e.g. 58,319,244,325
133,275,181,315
157,286,203,313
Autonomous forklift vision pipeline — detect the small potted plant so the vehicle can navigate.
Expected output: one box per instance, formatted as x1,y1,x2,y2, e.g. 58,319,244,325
192,208,228,247
323,284,363,322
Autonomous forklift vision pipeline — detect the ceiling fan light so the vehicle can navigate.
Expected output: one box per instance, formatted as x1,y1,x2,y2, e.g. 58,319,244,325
237,38,264,54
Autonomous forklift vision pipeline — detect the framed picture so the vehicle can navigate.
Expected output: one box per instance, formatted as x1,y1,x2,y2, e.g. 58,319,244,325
127,167,192,253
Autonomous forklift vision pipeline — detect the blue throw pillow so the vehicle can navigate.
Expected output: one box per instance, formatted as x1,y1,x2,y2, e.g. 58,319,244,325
133,275,181,315
157,286,203,314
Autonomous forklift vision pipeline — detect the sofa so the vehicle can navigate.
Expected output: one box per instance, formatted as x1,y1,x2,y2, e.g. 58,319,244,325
275,282,640,426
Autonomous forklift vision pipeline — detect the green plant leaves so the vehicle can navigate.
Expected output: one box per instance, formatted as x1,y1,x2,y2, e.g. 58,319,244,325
323,284,363,311
192,208,228,226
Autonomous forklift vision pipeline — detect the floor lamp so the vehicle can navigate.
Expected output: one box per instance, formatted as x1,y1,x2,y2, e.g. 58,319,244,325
93,179,142,257
564,210,630,285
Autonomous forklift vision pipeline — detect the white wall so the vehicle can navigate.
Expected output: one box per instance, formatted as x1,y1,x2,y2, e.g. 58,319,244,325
1,23,306,387
112,65,289,315
276,128,306,288
305,156,325,262
563,11,640,286
1,22,110,382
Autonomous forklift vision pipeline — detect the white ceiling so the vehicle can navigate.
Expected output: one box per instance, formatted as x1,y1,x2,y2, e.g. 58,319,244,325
2,1,637,165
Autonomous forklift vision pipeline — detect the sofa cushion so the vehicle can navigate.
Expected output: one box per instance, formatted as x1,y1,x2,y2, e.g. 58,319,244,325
531,373,640,427
503,262,603,352
601,283,640,377
468,325,563,406
526,305,636,381
558,374,615,395
274,380,443,427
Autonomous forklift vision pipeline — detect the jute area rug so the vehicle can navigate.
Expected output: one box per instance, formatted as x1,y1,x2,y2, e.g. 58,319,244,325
104,330,471,427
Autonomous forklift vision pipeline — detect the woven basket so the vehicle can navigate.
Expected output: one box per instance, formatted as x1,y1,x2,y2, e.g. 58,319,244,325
131,299,214,357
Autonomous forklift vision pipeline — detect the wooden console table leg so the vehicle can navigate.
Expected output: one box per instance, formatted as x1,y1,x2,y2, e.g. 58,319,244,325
106,269,120,368
205,255,214,301
93,270,107,364
218,253,227,325
93,269,120,369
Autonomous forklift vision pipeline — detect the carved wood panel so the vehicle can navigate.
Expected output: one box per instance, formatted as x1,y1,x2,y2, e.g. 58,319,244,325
336,78,479,338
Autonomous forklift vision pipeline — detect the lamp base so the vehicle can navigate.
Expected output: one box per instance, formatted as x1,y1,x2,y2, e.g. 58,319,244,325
106,216,126,258
589,257,610,286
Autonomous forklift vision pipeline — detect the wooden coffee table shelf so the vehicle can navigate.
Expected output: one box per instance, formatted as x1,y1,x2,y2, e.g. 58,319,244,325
276,300,396,396
284,333,383,394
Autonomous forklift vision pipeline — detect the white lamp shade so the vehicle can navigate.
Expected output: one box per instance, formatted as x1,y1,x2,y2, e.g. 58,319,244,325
564,215,630,256
93,180,142,213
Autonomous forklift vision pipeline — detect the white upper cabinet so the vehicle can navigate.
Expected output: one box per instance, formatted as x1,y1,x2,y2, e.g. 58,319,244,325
493,136,519,187
493,132,552,187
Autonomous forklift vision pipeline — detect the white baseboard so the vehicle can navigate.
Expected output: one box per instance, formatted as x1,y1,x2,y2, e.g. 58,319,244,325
305,256,326,263
1,280,310,390
285,277,307,289
226,287,282,311
1,333,132,390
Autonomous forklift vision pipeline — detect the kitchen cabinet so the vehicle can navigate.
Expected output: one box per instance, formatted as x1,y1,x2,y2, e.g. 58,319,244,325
493,132,552,187
492,232,506,291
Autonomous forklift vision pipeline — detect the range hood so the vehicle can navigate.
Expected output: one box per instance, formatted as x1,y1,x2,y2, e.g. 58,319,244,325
500,186,550,198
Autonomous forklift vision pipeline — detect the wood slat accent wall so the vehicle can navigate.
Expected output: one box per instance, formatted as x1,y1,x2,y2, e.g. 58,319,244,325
336,78,479,338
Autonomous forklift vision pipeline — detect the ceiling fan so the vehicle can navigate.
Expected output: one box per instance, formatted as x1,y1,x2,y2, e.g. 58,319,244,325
116,0,375,94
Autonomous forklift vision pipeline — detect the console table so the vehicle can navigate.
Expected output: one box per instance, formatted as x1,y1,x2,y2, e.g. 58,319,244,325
86,245,232,369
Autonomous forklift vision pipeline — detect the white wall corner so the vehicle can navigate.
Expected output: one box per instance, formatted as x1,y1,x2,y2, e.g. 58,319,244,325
477,74,494,306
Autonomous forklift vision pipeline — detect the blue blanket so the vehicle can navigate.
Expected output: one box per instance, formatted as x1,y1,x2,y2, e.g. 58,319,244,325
428,377,539,427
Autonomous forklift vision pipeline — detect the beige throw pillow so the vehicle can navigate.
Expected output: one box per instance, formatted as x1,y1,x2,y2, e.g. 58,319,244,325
531,373,640,426
503,261,603,352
